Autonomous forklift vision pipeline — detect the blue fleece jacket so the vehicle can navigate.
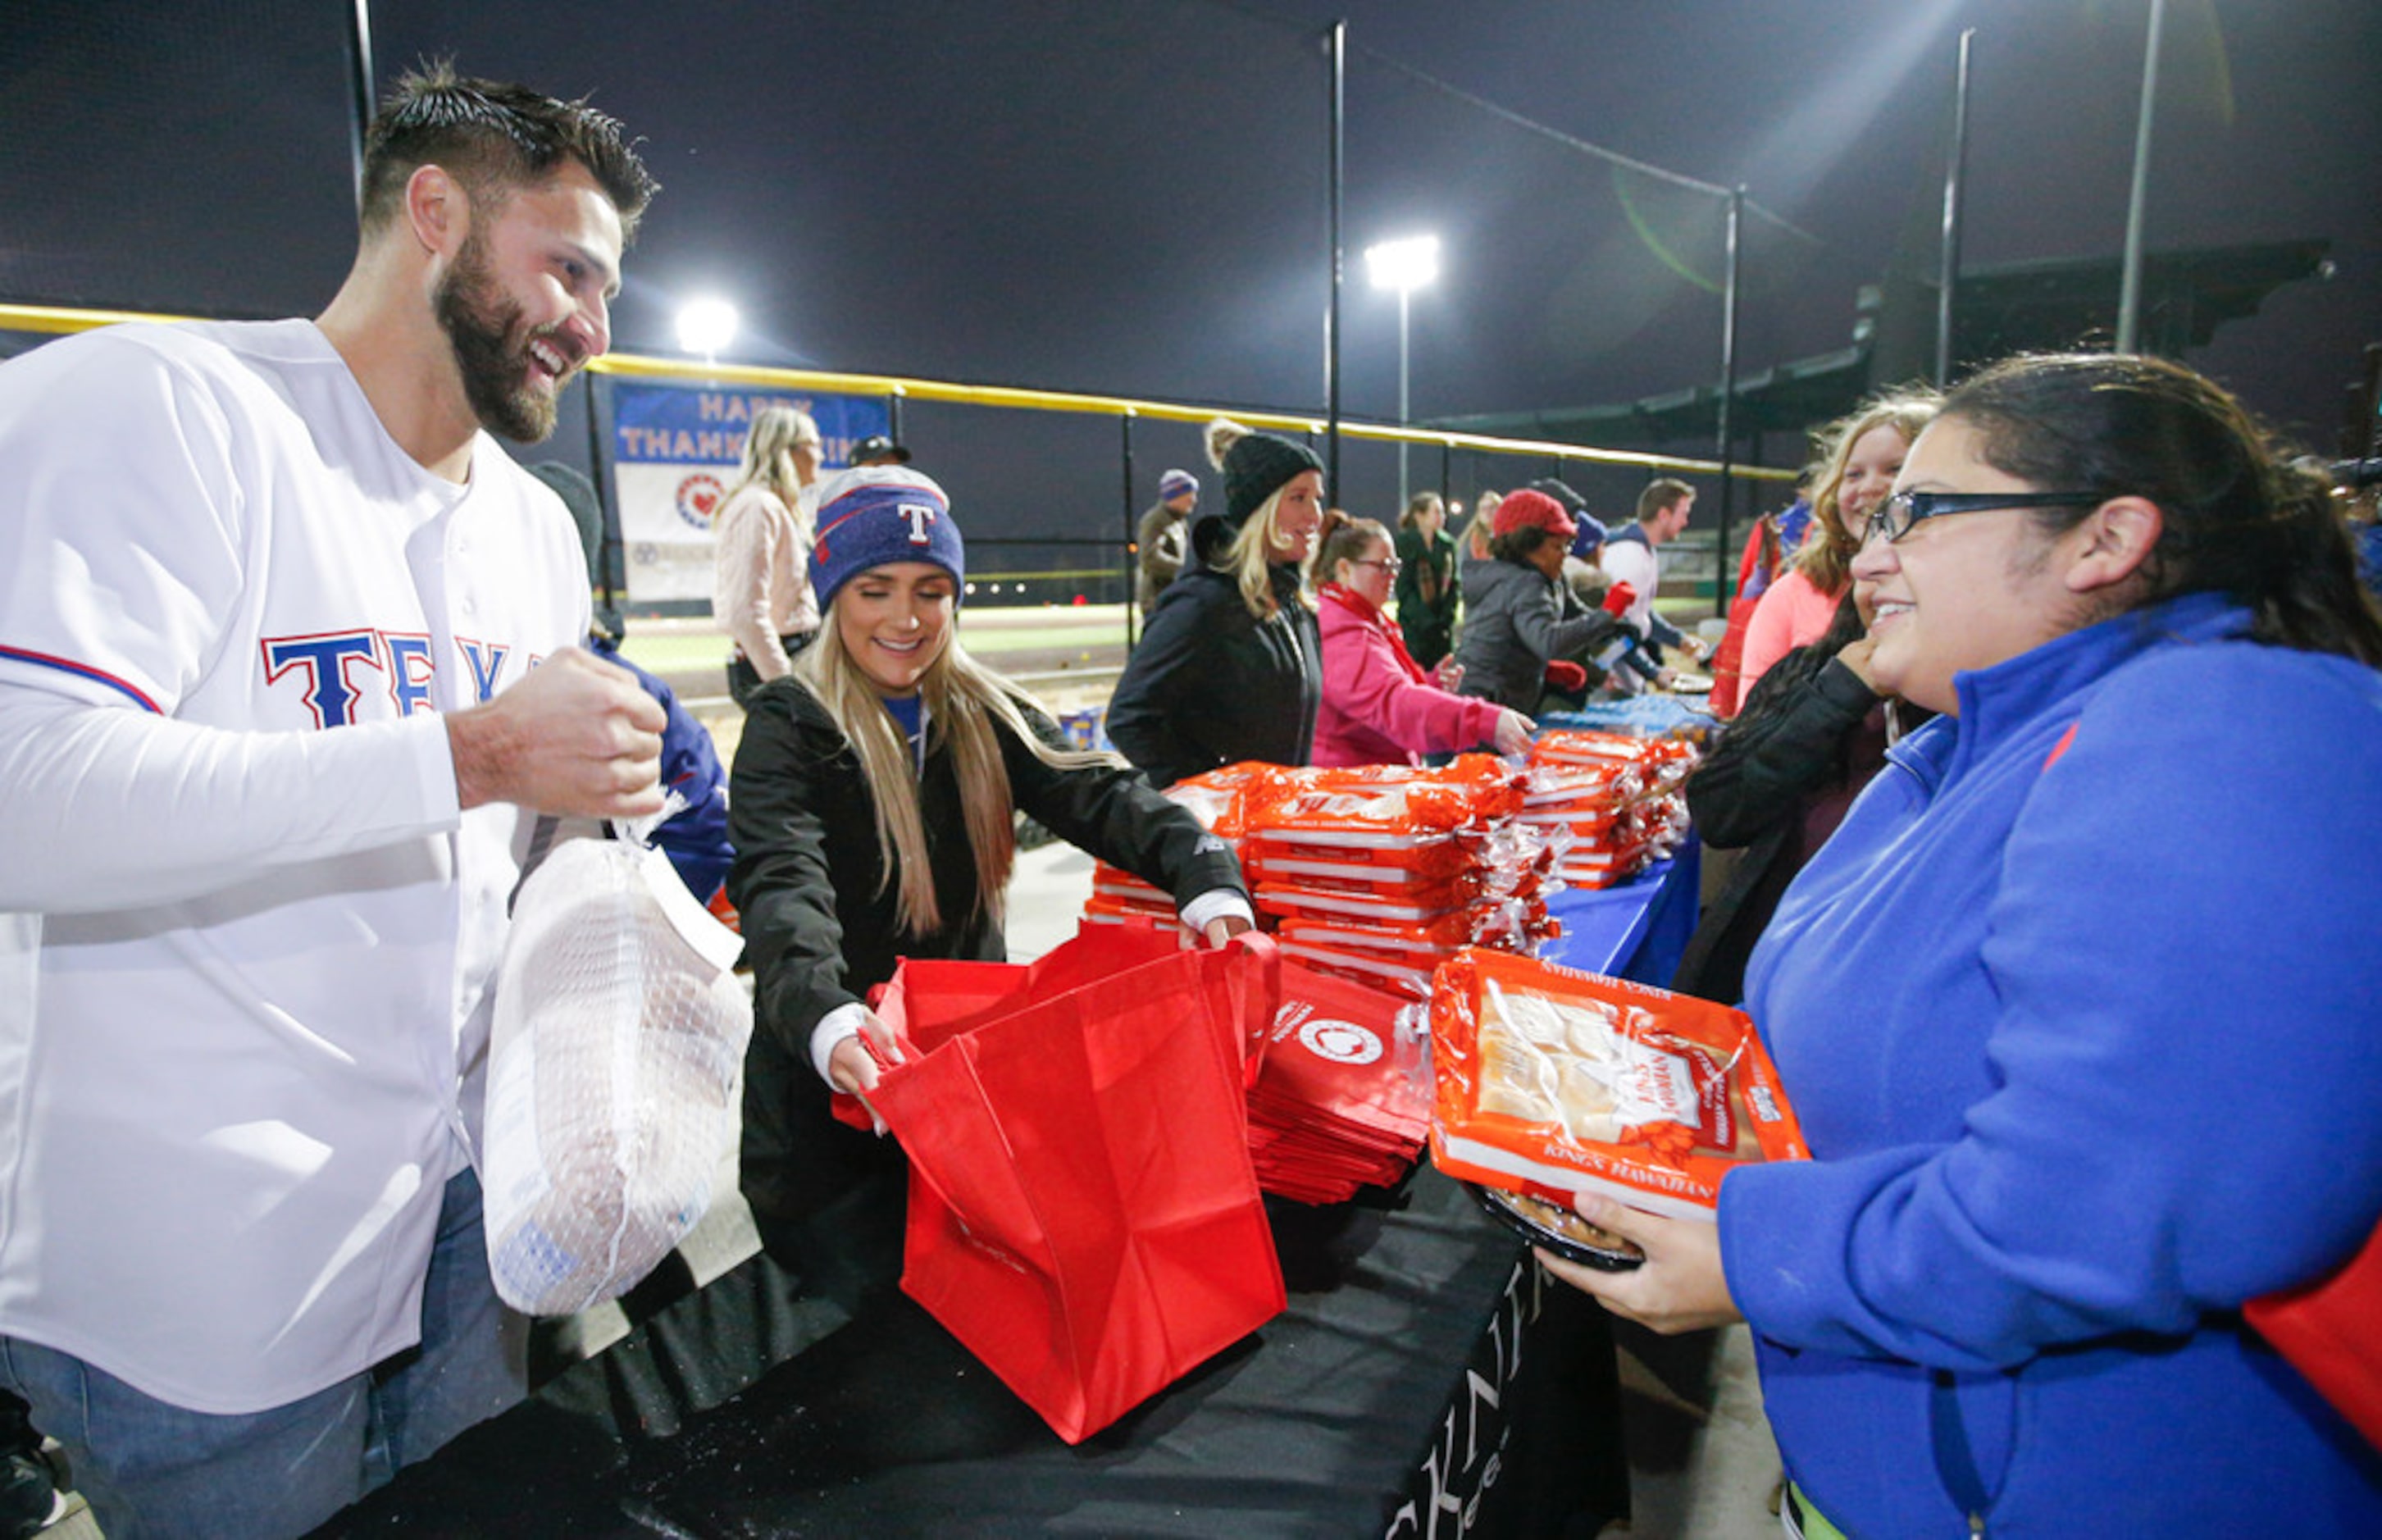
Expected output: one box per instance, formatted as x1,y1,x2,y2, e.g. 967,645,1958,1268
1722,591,2382,1536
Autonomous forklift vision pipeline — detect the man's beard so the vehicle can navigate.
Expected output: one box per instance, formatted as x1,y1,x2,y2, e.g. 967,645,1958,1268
434,234,570,444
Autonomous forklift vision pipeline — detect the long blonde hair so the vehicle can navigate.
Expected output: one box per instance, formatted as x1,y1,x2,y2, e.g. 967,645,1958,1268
1797,390,1939,595
1214,483,1319,621
1462,493,1501,562
723,405,818,535
794,603,1120,936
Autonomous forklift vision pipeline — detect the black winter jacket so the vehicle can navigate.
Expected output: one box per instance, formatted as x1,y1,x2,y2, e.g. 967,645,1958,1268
727,679,1247,1252
1105,563,1319,788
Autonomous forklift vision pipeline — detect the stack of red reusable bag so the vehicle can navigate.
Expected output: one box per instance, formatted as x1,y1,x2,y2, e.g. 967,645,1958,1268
1242,959,1433,1204
1521,731,1698,889
1080,760,1556,1205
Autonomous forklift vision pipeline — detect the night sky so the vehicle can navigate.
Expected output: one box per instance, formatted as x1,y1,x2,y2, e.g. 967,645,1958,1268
5,0,2376,544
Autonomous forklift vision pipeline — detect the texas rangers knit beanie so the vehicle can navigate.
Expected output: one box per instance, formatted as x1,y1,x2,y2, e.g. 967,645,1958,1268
1159,467,1200,503
808,465,965,612
1191,417,1324,562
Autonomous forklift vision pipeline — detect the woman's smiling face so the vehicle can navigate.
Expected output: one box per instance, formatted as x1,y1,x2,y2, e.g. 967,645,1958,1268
1268,471,1327,564
835,562,955,696
1833,421,1912,544
1851,417,2085,716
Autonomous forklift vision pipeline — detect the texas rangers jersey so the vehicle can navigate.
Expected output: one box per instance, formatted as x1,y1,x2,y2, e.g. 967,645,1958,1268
0,319,589,1413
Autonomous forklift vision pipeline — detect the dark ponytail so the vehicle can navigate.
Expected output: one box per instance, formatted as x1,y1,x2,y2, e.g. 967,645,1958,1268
1942,353,2382,667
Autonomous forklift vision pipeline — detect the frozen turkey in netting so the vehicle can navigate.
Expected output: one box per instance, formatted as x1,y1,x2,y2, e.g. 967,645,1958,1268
483,836,751,1316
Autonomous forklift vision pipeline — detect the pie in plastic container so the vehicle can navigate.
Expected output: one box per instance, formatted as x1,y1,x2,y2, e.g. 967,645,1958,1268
1468,1182,1645,1270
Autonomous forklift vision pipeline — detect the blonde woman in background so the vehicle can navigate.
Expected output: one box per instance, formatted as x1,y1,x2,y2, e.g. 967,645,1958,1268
1737,390,1939,695
1460,488,1501,576
712,404,824,707
1105,417,1327,787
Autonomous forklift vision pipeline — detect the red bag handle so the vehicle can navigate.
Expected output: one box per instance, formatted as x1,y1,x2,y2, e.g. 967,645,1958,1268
1217,932,1282,1088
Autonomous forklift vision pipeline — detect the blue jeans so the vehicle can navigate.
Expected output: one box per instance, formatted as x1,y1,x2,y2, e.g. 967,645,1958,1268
0,1165,526,1540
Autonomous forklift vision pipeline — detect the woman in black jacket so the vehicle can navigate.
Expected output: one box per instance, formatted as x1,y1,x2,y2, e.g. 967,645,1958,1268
1105,418,1326,787
1668,586,1930,1005
729,466,1252,1301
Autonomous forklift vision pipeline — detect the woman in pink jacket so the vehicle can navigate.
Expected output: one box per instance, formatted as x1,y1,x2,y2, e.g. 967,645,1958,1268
1312,512,1533,767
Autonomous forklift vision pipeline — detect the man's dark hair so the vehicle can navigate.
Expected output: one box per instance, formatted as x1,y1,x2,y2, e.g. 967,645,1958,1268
1637,477,1694,523
359,62,659,239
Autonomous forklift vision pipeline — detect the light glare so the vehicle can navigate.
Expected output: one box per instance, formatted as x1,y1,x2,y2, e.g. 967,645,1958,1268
1364,235,1440,294
675,298,740,358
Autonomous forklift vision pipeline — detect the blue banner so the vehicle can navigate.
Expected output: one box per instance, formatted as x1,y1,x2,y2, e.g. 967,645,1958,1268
608,380,895,604
611,380,890,468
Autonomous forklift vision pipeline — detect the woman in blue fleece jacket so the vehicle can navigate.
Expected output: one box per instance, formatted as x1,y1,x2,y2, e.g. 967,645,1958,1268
1543,353,2382,1537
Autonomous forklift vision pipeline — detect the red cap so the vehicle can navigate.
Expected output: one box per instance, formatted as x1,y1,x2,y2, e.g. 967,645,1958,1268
1492,488,1578,541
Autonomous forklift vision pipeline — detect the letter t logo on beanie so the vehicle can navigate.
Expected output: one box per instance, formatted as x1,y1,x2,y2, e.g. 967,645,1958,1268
808,466,968,612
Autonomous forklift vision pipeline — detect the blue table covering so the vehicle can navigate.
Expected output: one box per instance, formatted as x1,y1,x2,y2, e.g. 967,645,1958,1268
1540,837,1700,987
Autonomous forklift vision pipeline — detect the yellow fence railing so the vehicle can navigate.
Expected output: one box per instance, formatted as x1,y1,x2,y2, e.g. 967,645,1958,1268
2,302,1797,485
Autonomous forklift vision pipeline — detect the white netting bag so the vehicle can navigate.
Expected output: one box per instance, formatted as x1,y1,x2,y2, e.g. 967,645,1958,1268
483,835,751,1316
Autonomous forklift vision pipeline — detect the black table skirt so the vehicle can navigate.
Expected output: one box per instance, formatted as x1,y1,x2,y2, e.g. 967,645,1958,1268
314,1169,1628,1538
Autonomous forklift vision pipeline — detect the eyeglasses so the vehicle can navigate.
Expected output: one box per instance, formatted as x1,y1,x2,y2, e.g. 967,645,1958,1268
1865,490,2108,545
1353,556,1403,573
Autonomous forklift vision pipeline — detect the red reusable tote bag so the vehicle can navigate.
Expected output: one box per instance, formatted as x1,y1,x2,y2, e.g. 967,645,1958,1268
865,922,1287,1444
2247,1219,2382,1451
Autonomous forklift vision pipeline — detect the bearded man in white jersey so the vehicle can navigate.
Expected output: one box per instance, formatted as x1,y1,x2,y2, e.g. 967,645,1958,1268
0,66,667,1537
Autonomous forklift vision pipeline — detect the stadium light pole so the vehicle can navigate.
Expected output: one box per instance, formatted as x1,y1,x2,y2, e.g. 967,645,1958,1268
2116,0,2168,353
675,298,740,373
1364,235,1440,505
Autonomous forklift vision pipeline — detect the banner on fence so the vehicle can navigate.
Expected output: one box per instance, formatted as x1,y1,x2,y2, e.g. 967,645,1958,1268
609,380,890,604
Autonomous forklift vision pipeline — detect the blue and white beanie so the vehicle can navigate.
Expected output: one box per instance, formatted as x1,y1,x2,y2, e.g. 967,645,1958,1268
808,466,965,611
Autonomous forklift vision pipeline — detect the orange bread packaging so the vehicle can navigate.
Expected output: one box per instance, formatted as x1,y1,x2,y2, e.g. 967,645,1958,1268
1429,948,1808,1219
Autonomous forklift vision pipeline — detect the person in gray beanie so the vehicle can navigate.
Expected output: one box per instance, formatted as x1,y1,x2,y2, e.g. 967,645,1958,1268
1107,417,1327,786
1135,467,1199,617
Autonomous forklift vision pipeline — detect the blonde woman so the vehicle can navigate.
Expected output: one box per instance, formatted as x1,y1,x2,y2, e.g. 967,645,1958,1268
1737,390,1938,694
711,404,823,707
727,466,1253,1292
1105,417,1326,787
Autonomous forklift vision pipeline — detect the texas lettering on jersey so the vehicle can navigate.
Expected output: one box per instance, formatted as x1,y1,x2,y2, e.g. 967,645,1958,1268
261,629,545,728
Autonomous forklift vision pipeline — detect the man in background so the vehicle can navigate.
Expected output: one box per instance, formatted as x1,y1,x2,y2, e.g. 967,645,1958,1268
1600,476,1711,690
